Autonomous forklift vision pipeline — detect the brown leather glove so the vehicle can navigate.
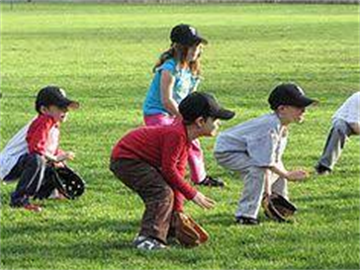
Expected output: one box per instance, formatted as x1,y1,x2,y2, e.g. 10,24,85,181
172,211,209,247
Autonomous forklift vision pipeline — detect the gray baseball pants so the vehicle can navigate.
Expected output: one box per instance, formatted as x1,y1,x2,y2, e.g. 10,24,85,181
317,118,355,171
214,152,287,219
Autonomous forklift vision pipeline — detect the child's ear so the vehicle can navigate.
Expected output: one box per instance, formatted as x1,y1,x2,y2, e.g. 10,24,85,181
194,116,205,128
39,105,48,114
276,105,286,112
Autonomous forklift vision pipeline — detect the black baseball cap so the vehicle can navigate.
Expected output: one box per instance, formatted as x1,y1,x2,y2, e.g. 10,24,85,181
268,83,317,110
179,92,235,123
35,86,79,113
170,24,208,46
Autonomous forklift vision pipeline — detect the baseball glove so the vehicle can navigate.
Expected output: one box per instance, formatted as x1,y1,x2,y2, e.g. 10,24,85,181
172,212,209,247
262,193,297,222
35,166,85,200
55,167,86,199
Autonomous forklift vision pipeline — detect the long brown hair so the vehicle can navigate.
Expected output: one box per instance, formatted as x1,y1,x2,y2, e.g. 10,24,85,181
153,43,201,76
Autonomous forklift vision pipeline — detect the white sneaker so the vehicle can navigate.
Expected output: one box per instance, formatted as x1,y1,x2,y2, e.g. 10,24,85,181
133,235,167,251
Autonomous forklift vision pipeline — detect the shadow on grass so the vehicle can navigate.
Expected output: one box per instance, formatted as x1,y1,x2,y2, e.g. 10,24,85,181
1,218,138,263
0,216,212,268
1,216,139,237
282,262,360,270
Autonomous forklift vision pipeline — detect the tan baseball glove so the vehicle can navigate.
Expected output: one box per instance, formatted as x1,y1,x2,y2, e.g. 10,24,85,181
172,211,209,247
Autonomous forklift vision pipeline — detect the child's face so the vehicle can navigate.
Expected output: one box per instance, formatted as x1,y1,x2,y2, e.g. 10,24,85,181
199,117,221,137
279,105,306,124
186,44,203,62
42,105,69,122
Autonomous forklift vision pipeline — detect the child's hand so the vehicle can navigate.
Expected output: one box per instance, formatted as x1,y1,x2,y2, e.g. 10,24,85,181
56,151,75,162
192,192,216,209
286,170,308,181
65,151,75,160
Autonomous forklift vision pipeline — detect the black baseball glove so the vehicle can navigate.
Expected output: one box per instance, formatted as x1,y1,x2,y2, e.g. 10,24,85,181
35,166,85,200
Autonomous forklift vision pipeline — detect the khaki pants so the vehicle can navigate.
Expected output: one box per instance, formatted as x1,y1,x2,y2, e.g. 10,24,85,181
110,158,174,244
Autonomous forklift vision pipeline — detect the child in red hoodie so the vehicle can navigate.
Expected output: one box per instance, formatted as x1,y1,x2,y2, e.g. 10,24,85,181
110,92,235,250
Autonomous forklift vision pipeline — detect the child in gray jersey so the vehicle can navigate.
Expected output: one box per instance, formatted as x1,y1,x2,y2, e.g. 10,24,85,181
214,83,317,225
315,92,360,175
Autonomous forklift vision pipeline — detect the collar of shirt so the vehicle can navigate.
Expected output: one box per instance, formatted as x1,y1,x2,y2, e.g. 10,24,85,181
38,114,60,128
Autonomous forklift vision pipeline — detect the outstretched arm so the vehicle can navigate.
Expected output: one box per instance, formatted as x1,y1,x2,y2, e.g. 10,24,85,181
268,163,308,182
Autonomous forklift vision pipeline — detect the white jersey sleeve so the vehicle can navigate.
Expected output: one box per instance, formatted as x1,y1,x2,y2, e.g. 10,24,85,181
332,92,360,125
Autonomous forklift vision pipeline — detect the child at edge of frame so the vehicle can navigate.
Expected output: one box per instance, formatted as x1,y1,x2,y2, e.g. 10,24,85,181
0,86,80,212
314,91,360,175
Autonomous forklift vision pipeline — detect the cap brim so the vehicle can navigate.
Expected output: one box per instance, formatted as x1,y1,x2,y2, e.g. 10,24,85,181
199,37,208,45
194,36,208,45
212,109,235,120
68,101,80,110
294,96,318,107
59,99,80,110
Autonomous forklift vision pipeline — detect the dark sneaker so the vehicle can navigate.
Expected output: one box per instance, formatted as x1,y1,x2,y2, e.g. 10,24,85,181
133,235,167,251
315,164,331,175
236,216,259,225
197,175,225,187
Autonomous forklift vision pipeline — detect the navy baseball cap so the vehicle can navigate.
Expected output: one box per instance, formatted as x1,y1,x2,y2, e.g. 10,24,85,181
35,86,79,113
268,83,317,110
179,92,235,123
170,24,208,46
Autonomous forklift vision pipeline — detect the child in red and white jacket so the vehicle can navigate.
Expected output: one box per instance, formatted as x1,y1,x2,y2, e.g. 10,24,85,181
0,86,79,212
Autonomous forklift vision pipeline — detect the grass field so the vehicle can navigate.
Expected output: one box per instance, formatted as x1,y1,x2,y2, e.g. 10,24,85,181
0,2,359,270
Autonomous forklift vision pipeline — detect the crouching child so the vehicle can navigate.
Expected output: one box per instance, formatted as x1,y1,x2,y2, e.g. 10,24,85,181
214,83,317,225
0,86,82,212
110,92,235,250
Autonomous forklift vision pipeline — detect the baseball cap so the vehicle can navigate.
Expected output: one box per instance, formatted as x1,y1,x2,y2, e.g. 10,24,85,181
35,86,79,112
268,83,317,110
179,92,235,123
170,24,208,46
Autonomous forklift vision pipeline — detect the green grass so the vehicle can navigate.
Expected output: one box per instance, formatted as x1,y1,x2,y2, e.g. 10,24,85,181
0,3,359,270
